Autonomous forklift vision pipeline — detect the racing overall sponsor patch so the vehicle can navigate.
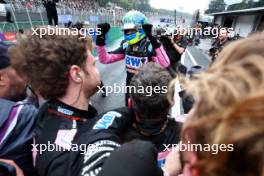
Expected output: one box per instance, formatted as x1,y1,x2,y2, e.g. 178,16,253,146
125,55,148,70
57,106,74,116
93,111,121,130
54,129,77,150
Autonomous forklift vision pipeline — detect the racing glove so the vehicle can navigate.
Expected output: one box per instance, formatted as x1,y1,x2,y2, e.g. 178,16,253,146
96,23,111,46
142,24,161,49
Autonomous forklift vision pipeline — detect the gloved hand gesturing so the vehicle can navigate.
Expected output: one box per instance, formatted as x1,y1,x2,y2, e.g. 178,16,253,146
142,24,153,38
98,23,111,36
96,23,111,46
142,24,161,49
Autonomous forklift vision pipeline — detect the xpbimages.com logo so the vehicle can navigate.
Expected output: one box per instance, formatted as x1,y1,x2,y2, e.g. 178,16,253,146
97,83,168,96
31,141,99,155
163,141,234,155
31,25,102,38
31,140,120,155
161,27,234,39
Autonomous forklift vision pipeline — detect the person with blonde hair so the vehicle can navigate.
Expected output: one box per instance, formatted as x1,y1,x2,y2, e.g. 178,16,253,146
164,32,264,176
185,32,264,118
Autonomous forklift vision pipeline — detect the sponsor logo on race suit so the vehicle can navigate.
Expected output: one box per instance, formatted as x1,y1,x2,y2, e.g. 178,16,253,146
93,111,121,130
125,55,148,70
57,106,74,116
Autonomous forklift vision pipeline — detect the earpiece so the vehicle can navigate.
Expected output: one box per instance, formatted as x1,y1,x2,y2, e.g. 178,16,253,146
76,72,82,81
77,73,81,78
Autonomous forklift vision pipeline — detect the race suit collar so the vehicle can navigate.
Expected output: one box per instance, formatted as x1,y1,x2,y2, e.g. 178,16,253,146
47,99,98,122
133,119,169,137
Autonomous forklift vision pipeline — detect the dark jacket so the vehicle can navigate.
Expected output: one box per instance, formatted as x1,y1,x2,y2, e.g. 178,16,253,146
68,107,134,176
42,0,58,11
0,98,38,176
35,99,98,176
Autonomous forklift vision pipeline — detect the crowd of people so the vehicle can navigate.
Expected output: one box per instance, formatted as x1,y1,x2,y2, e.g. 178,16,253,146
7,0,119,15
8,0,96,11
60,0,96,11
0,9,264,176
1,0,126,27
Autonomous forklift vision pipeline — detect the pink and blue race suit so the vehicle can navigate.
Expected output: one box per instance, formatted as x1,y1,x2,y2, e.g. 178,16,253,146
97,38,170,104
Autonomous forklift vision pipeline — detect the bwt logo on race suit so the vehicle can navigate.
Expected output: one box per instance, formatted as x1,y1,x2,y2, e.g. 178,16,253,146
93,111,121,130
125,55,148,70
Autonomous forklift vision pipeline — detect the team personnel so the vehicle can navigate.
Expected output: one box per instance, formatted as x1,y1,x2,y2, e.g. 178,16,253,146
9,30,156,176
0,42,38,176
123,63,182,166
67,106,133,176
9,32,101,176
96,10,170,105
68,63,182,176
123,63,182,152
69,63,182,175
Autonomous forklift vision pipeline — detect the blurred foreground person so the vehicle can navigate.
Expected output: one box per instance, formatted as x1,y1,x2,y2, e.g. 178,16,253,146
0,42,26,102
0,159,24,176
165,32,264,176
0,42,38,176
182,94,264,176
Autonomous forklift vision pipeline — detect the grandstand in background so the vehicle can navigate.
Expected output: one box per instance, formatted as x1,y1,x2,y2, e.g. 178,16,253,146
0,0,166,43
0,0,128,33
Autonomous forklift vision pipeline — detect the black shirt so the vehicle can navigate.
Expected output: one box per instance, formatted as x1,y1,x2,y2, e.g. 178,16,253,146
42,0,58,11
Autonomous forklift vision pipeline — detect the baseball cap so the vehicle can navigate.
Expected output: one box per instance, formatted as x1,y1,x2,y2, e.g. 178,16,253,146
0,42,11,70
